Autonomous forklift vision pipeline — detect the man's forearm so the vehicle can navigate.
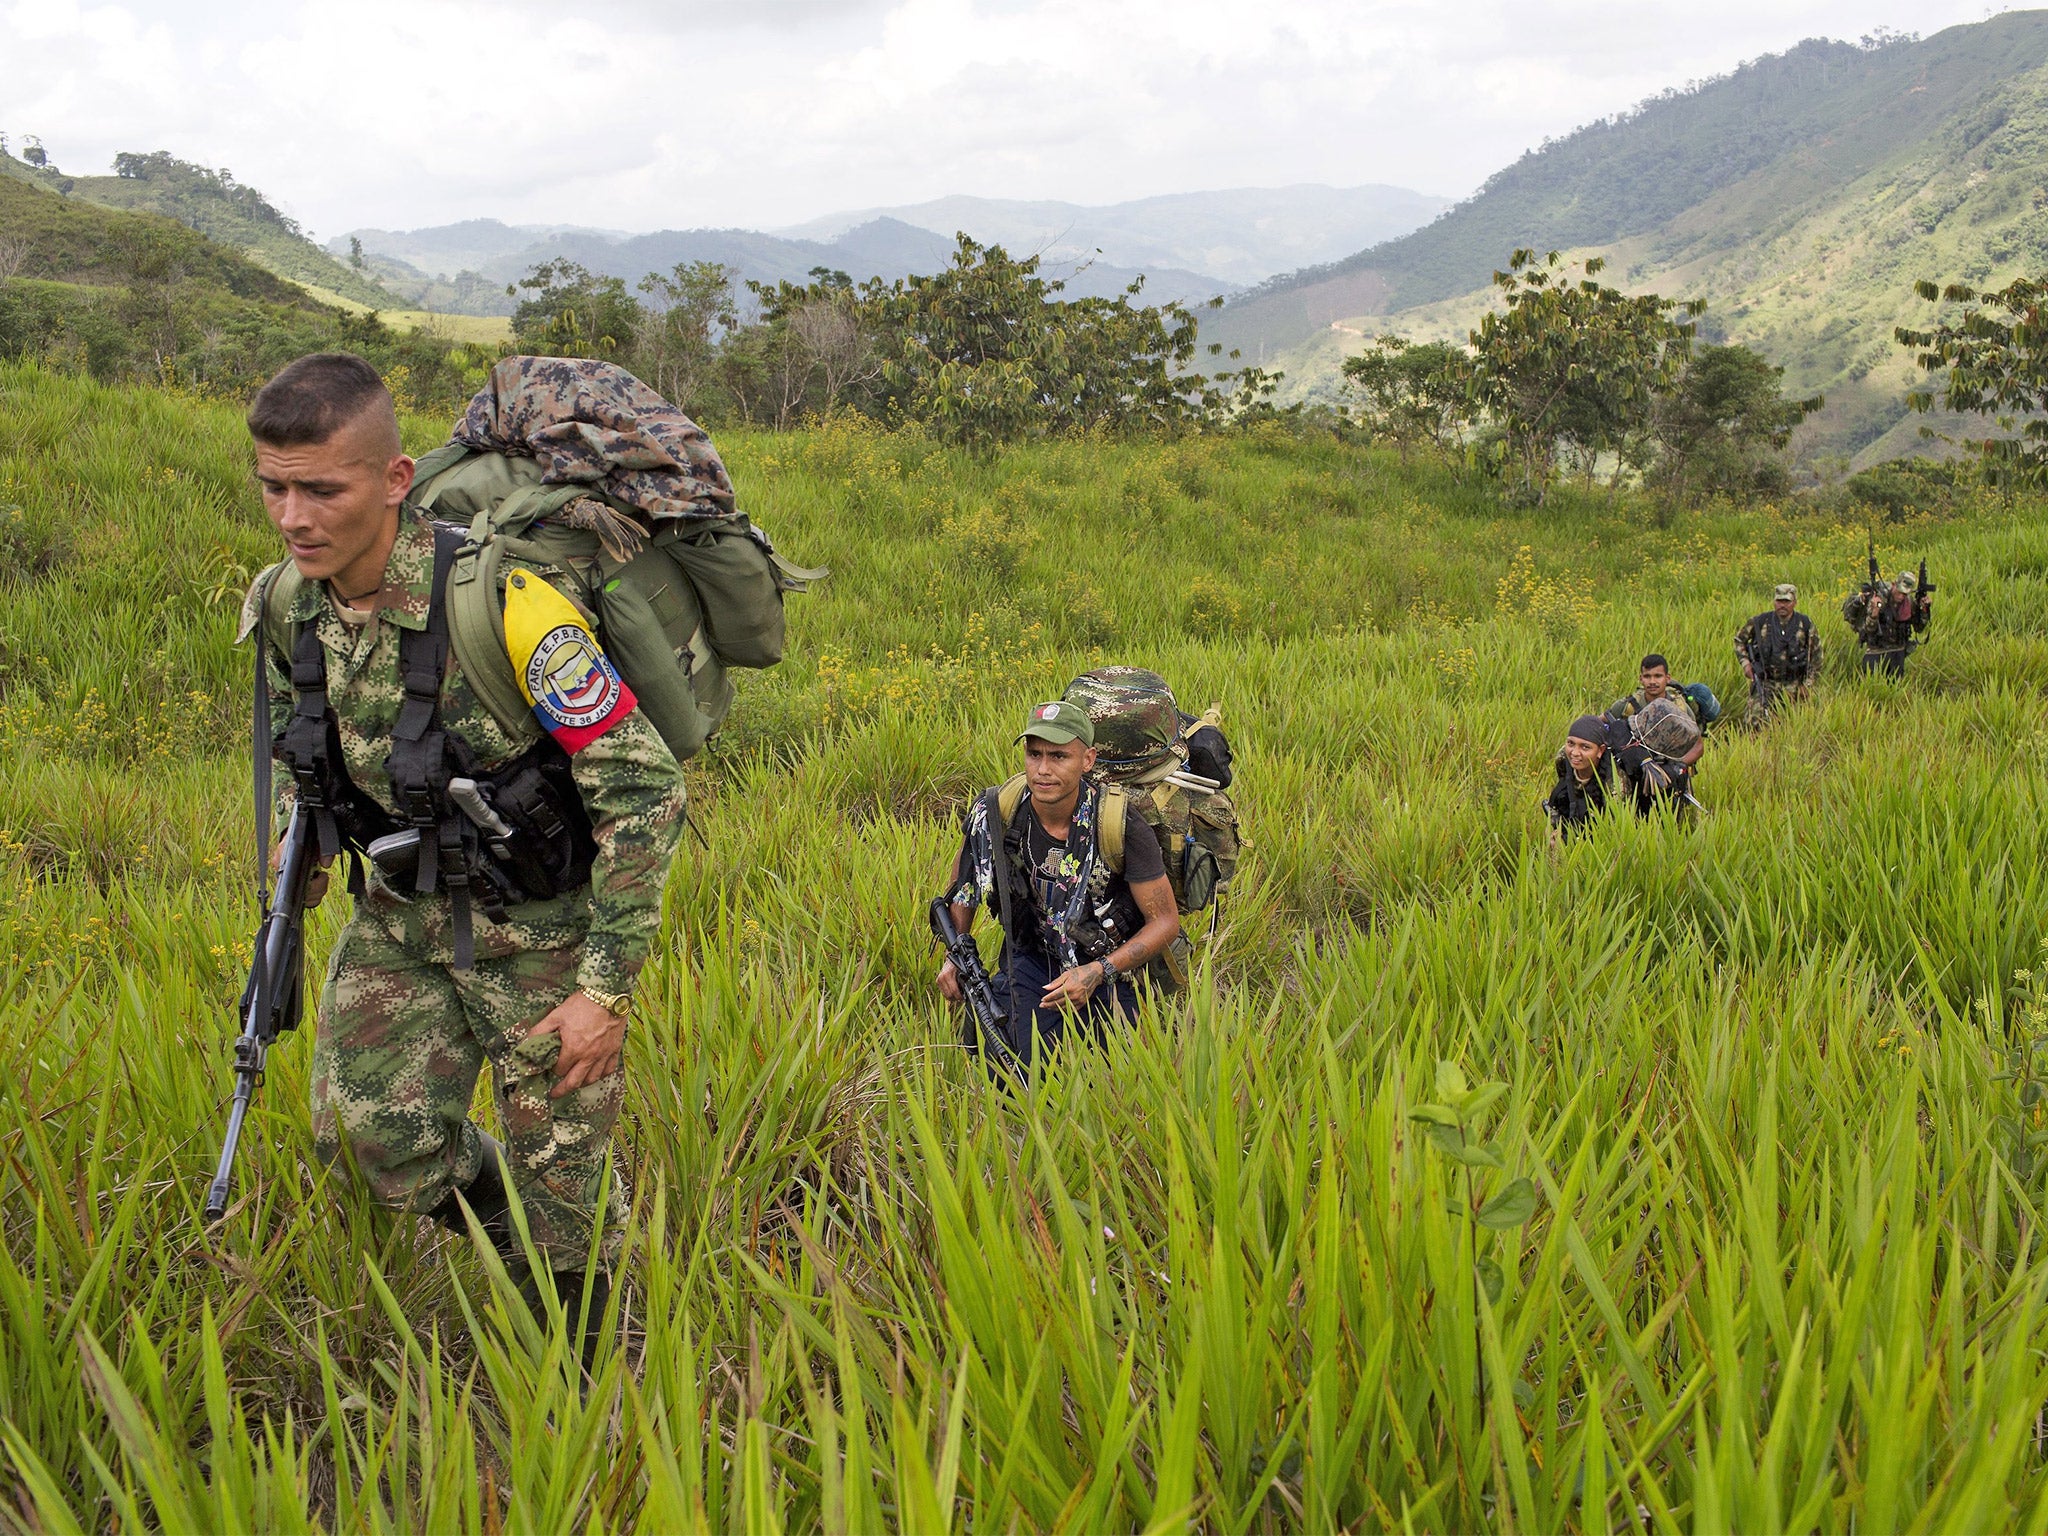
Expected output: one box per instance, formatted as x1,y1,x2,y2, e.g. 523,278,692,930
573,713,688,999
1104,913,1181,975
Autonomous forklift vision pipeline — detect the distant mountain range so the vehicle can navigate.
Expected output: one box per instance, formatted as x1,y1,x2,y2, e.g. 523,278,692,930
1208,12,2048,464
333,184,1452,317
773,186,1454,287
332,215,1235,315
19,11,2048,468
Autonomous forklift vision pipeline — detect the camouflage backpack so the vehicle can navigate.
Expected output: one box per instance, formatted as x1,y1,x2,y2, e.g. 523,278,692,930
1063,667,1244,916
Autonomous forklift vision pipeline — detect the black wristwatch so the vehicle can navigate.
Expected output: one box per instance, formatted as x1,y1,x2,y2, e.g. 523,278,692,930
1098,955,1121,988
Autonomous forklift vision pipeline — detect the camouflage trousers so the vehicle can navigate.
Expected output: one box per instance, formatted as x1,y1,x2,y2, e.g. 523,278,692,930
311,885,625,1267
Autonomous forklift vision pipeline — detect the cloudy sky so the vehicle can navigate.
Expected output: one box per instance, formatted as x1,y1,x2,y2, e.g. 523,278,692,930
0,0,2014,237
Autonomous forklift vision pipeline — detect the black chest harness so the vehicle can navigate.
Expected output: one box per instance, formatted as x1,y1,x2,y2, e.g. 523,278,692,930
258,526,596,968
987,784,1145,970
1751,615,1813,679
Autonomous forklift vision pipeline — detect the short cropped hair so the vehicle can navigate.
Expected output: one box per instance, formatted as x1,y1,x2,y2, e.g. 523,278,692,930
247,353,394,448
1639,653,1669,673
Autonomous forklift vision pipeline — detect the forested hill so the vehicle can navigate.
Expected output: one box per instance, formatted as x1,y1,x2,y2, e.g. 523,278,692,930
0,170,313,304
1,148,397,309
0,168,496,402
1208,11,2048,457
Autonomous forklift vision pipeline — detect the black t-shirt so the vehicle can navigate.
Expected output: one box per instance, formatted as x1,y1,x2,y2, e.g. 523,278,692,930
1017,801,1165,918
958,793,1166,953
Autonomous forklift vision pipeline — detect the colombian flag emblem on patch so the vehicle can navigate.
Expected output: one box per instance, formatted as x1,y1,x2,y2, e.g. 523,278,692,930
503,568,637,753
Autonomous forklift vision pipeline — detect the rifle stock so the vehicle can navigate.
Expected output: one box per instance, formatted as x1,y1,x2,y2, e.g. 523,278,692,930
929,896,1026,1078
204,803,315,1223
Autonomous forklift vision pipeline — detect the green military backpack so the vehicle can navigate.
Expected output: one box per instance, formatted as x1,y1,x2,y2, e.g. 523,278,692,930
253,445,822,765
408,443,824,762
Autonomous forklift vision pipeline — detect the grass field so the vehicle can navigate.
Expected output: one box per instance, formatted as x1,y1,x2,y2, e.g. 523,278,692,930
292,289,515,347
4,360,2048,1531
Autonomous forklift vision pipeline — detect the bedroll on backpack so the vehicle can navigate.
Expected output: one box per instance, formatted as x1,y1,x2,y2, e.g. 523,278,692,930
1062,667,1243,917
409,444,825,763
1630,696,1701,762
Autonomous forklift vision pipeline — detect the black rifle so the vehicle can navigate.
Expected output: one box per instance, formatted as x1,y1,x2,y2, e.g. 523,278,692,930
1868,528,1881,592
204,800,316,1223
929,896,1026,1079
1918,557,1935,599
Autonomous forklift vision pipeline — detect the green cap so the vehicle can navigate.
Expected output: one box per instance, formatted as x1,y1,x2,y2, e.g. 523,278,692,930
1017,699,1094,747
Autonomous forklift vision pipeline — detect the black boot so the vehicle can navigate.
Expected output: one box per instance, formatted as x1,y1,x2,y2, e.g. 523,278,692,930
547,1264,612,1376
426,1130,518,1265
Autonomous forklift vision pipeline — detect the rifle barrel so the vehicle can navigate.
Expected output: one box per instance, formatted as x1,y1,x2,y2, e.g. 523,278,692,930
205,805,311,1224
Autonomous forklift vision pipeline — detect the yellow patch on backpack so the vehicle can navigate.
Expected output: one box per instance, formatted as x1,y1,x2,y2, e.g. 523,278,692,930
503,569,636,752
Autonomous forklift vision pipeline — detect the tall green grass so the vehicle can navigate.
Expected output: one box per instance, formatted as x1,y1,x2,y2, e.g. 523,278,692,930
4,361,2048,1530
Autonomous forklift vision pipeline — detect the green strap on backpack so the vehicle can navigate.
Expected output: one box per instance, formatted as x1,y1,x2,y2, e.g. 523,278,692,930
994,774,1129,870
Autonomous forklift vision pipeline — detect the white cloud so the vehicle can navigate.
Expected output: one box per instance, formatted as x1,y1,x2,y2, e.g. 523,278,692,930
0,0,2013,236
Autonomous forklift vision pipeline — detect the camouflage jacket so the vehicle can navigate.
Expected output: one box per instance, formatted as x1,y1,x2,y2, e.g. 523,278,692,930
240,508,686,997
1735,610,1820,680
1843,587,1931,651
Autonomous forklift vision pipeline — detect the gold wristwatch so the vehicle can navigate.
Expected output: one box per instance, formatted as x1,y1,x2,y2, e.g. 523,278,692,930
583,987,632,1018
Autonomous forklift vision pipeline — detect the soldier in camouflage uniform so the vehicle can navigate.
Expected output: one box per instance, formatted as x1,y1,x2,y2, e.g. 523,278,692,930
1735,581,1821,721
238,354,685,1354
1844,569,1932,678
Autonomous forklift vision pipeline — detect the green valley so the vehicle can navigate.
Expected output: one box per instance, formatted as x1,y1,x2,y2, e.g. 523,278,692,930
1211,13,2048,464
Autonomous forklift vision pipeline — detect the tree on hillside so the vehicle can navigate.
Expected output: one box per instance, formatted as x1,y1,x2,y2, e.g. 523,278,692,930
116,226,189,374
497,235,1275,441
730,267,883,429
636,259,739,417
107,152,304,236
859,235,1252,447
1468,251,1702,501
1645,343,1823,500
509,258,640,364
1342,335,1473,470
1897,275,2048,491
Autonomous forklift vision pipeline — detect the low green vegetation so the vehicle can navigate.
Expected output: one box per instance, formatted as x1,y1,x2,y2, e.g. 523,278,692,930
5,363,2048,1528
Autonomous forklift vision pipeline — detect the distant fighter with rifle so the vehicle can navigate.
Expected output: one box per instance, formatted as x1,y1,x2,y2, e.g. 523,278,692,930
1734,581,1822,721
1844,533,1934,678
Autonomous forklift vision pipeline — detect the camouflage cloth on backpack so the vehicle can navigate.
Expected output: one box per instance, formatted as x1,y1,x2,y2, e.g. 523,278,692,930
1067,667,1182,774
453,355,738,522
1629,696,1701,762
